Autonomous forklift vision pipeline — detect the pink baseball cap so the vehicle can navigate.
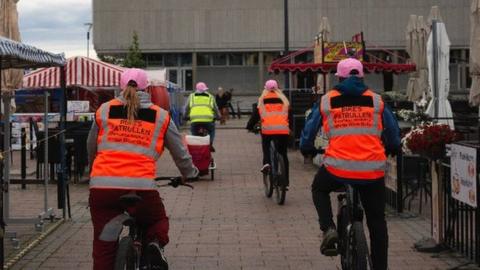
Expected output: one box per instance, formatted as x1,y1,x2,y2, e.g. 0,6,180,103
120,68,149,90
195,82,209,92
335,58,364,78
264,79,278,90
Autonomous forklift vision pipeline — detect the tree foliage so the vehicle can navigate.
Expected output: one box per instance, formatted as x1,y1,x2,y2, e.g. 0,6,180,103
123,31,146,68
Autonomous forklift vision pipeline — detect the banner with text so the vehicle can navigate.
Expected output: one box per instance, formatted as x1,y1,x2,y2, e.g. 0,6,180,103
323,42,364,63
451,144,477,208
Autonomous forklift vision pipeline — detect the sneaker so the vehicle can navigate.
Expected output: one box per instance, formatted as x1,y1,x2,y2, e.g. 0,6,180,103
320,227,338,256
146,242,168,270
260,164,271,173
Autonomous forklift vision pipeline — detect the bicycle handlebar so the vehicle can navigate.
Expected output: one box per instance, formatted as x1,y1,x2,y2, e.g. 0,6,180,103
154,176,194,189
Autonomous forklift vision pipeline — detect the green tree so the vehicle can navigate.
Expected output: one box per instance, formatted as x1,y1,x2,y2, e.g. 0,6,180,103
98,55,124,66
123,31,146,68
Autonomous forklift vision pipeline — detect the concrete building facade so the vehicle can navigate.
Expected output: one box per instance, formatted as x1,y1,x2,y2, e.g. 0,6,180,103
93,0,471,93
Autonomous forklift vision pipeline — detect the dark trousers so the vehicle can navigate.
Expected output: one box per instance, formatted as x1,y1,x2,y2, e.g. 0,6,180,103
89,189,169,270
312,166,388,270
191,122,215,144
261,134,289,185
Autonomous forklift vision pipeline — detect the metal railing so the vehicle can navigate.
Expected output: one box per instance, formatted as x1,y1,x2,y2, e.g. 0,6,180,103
441,160,480,264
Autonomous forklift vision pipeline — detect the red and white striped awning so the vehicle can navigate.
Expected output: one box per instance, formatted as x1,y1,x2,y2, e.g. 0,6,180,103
22,56,124,89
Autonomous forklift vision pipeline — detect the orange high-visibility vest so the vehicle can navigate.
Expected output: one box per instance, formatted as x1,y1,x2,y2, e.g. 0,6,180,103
320,89,386,180
90,98,170,190
258,91,289,135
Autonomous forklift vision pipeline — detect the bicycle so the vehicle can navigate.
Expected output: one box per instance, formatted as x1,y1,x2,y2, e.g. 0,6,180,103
262,139,287,205
334,184,372,270
114,176,193,270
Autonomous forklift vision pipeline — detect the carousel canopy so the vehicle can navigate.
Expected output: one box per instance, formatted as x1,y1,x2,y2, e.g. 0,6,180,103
22,56,124,89
269,61,416,74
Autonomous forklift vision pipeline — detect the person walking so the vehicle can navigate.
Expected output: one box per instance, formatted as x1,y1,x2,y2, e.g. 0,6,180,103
300,58,400,270
246,79,291,186
185,82,221,150
215,87,229,125
87,68,198,270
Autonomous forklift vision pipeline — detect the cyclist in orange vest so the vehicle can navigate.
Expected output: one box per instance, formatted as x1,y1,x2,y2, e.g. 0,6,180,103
246,79,291,186
87,68,198,270
300,58,400,270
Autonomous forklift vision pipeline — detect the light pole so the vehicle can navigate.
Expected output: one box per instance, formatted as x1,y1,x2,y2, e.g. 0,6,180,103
283,0,290,89
84,23,93,58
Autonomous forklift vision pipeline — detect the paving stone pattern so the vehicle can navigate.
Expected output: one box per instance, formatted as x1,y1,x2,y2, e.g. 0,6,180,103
8,120,468,269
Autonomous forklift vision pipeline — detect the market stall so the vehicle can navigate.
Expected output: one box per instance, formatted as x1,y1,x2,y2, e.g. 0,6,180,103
1,35,66,267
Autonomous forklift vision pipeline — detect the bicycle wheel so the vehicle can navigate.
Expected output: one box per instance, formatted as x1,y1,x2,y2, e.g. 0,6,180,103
337,205,350,266
210,160,215,181
274,154,287,205
114,236,139,270
345,222,369,270
263,170,273,198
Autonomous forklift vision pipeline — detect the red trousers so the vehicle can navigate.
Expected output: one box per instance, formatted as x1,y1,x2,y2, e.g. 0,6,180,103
89,189,169,270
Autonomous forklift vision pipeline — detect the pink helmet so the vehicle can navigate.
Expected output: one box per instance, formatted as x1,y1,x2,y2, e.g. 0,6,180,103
264,79,278,90
335,58,364,78
195,82,209,92
120,68,149,90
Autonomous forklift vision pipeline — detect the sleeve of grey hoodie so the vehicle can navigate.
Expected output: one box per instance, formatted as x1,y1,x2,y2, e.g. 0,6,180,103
183,94,191,118
86,120,99,170
163,120,199,178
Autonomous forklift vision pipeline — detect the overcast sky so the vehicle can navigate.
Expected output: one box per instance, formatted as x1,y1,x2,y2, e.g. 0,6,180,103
17,0,97,58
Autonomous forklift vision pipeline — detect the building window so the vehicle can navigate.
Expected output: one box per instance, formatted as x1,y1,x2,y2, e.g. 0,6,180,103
264,52,281,66
245,53,258,66
146,54,163,66
197,53,211,66
180,53,192,66
164,54,178,67
228,53,243,66
212,53,227,66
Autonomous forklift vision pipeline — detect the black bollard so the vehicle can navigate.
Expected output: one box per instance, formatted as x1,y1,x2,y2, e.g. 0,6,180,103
21,128,26,190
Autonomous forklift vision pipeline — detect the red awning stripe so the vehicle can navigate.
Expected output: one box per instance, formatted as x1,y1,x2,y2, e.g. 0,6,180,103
22,56,124,89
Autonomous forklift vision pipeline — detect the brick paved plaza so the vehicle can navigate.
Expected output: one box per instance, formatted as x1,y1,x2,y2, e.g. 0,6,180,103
5,120,469,269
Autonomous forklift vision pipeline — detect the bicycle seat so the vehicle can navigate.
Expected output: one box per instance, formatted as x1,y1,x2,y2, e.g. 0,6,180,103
119,193,142,206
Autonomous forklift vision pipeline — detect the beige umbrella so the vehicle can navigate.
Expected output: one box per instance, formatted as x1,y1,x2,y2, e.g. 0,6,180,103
406,15,419,100
406,15,429,102
427,5,443,29
469,0,480,105
1,0,23,96
416,16,429,103
316,17,331,94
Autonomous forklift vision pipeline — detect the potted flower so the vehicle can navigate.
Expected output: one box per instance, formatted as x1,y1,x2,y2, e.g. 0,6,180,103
396,109,430,124
402,123,461,160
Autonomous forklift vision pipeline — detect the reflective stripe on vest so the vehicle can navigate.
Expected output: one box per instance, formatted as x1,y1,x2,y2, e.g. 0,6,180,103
323,157,386,172
258,92,289,135
189,93,214,122
90,176,156,190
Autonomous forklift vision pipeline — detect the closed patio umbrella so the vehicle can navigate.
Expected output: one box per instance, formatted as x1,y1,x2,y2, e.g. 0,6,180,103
1,0,23,93
425,21,454,129
469,0,480,105
406,15,429,102
317,17,331,93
